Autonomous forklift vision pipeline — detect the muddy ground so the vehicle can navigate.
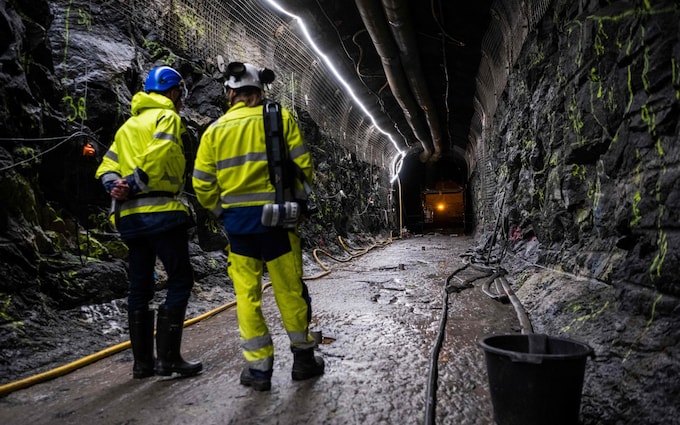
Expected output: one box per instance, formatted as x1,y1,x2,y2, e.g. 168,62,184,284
0,245,235,385
0,234,525,424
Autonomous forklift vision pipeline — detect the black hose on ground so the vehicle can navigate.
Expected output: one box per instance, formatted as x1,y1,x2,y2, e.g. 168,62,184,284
424,264,474,425
497,276,533,334
424,247,532,424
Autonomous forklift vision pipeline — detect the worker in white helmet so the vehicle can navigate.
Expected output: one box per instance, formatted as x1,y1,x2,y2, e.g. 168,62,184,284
193,61,323,391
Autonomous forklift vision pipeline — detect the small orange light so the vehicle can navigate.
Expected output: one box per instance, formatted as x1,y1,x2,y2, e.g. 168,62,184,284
437,203,445,211
82,143,95,157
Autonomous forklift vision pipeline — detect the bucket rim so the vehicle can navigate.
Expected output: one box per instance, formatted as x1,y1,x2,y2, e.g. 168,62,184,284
478,333,594,362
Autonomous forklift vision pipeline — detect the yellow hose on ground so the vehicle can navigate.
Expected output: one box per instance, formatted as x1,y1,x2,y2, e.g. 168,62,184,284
0,236,391,397
0,340,133,397
0,298,238,398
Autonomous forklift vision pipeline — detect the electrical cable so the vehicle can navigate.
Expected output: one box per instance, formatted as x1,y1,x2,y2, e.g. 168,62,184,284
429,0,466,47
0,131,90,172
424,282,450,424
422,190,532,424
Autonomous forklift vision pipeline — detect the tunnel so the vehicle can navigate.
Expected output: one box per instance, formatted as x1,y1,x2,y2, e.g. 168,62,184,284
0,1,679,424
397,150,469,235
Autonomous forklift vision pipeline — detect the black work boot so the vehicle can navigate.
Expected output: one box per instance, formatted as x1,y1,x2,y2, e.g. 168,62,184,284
291,347,325,381
155,305,202,377
128,309,155,379
239,367,272,391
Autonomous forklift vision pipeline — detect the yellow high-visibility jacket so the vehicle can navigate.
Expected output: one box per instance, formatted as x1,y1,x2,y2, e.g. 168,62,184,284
193,101,314,230
95,92,189,223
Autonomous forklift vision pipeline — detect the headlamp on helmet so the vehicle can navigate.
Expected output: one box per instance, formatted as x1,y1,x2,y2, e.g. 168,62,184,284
224,62,275,91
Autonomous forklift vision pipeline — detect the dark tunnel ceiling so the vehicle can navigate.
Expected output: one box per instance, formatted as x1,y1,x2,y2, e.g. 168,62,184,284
275,0,493,177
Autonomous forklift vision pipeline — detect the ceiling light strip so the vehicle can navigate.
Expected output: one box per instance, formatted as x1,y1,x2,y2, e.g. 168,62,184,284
263,0,405,178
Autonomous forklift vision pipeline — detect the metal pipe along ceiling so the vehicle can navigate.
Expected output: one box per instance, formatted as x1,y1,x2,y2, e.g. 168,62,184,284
381,0,443,162
354,0,435,163
272,0,410,159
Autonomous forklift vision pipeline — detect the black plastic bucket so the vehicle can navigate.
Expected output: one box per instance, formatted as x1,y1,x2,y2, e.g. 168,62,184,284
479,334,593,425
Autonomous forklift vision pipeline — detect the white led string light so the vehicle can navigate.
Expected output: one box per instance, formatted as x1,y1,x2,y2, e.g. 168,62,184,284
263,0,405,179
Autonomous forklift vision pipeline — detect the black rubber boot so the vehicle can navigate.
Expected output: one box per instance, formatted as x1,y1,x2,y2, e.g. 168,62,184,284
128,309,155,379
239,367,272,391
291,347,325,381
155,305,202,377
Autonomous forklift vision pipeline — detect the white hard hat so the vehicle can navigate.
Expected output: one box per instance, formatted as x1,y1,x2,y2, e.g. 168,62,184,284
225,62,275,90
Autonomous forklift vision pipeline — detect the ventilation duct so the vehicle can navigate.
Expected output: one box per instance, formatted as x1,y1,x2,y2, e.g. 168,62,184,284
381,0,443,162
355,0,434,162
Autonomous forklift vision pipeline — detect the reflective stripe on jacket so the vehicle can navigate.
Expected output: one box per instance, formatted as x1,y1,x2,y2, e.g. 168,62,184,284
192,101,314,218
95,91,189,220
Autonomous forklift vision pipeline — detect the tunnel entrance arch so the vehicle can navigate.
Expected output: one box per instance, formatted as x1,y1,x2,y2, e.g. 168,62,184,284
395,150,469,235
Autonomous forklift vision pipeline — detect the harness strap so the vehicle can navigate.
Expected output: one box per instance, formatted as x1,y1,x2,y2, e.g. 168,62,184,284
263,100,288,205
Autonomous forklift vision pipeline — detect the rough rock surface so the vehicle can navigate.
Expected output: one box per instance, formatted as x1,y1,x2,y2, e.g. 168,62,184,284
474,1,680,423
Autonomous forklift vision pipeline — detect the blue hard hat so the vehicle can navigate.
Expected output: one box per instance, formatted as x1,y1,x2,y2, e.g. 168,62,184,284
144,66,183,92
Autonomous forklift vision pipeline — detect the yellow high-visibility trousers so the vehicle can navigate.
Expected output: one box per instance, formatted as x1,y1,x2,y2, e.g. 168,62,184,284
227,229,315,372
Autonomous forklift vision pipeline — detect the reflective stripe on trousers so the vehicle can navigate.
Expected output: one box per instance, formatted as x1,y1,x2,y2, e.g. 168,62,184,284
227,229,315,372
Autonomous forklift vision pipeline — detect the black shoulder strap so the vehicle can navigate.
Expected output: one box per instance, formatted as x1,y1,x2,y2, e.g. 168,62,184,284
263,100,310,204
263,100,289,204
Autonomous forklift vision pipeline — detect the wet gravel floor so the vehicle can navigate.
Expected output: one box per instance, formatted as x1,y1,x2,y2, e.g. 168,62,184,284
0,234,519,424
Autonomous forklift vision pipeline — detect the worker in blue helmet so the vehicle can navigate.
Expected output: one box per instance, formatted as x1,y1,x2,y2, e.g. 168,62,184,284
95,65,202,379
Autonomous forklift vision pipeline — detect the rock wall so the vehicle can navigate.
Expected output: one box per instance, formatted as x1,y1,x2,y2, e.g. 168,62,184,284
475,1,679,423
0,0,390,291
0,0,391,381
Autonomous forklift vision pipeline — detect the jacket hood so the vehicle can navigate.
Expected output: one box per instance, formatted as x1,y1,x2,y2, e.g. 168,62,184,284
131,91,176,116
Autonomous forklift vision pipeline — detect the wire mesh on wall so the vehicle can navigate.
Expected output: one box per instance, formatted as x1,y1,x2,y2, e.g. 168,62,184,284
111,0,394,170
111,0,557,226
472,0,554,226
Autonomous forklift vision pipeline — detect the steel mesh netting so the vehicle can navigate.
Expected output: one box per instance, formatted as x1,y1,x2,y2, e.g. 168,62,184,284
527,0,553,27
475,58,496,122
471,0,554,225
110,0,395,169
